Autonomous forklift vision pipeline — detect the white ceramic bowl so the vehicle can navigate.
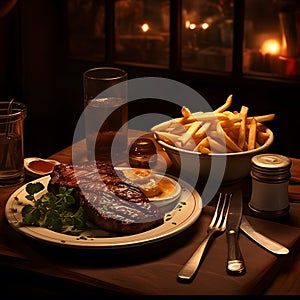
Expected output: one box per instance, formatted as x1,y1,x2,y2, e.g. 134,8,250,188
152,125,274,184
24,157,61,177
119,167,182,209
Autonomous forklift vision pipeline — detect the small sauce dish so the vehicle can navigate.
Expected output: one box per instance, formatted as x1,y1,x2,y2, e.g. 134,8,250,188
24,157,61,177
120,168,182,208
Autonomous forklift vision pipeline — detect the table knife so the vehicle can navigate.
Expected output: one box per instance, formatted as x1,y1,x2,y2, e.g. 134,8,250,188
226,190,246,275
240,216,289,255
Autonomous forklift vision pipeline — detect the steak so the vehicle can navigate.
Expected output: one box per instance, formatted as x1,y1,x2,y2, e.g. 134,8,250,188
48,161,164,235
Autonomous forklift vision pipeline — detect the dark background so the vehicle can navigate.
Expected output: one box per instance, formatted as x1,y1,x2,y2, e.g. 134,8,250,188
0,0,299,159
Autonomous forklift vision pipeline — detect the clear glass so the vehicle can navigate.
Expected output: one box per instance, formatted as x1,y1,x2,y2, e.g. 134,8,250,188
67,0,105,61
244,0,300,79
114,0,170,66
181,0,234,72
0,101,27,186
83,67,128,163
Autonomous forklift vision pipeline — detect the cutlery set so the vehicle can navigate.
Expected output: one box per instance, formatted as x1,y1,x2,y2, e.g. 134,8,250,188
177,193,230,280
178,190,289,281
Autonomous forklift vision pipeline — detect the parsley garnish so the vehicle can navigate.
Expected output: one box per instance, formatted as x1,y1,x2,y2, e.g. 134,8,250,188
21,182,87,235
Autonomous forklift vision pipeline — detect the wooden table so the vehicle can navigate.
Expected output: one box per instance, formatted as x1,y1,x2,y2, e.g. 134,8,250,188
1,133,300,296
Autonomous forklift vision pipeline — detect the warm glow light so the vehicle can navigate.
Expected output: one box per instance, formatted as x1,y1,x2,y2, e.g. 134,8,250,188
200,22,209,30
189,23,196,30
261,39,280,55
185,20,196,30
141,23,150,33
185,20,190,29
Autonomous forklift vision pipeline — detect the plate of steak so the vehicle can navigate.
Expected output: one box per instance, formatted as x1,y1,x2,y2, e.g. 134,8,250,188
48,161,165,235
5,161,202,249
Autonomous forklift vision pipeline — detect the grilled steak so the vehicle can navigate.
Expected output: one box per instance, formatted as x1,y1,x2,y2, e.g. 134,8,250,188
48,161,164,234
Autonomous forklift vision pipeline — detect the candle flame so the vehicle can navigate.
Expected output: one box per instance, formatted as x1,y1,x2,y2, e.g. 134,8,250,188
185,20,197,30
200,22,209,30
141,23,150,33
185,20,208,30
261,39,280,55
189,23,196,30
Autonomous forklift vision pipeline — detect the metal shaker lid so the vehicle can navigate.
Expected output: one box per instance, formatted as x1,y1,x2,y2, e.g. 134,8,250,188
251,153,291,182
251,154,291,169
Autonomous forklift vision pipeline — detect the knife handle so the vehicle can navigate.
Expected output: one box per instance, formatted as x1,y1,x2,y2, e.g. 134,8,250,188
226,229,246,275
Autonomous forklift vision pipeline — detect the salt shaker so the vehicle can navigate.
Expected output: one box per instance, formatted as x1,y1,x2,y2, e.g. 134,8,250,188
249,153,291,219
129,138,157,169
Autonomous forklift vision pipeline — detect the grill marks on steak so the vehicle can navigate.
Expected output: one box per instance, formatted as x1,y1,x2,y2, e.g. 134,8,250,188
75,189,163,235
48,161,164,234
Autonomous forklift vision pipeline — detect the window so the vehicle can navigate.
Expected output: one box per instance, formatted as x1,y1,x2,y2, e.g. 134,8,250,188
67,0,300,81
181,0,234,72
244,0,300,79
115,0,170,67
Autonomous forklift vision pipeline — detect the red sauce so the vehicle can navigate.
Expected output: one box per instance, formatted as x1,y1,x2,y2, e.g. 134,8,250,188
28,160,56,173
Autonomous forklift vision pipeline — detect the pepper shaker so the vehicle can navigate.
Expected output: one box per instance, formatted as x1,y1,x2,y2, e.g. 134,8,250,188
249,153,291,219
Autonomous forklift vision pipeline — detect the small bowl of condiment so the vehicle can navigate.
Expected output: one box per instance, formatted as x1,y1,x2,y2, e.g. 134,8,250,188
24,157,61,177
120,168,182,209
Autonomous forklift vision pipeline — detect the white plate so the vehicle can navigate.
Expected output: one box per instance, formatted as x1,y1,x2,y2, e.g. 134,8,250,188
5,175,202,249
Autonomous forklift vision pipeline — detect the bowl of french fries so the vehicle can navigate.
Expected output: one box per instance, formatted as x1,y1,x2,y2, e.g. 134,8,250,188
151,95,274,184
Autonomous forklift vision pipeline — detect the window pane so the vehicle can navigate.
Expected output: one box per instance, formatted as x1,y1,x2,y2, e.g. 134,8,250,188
181,0,234,72
67,0,105,61
114,0,170,67
244,0,300,79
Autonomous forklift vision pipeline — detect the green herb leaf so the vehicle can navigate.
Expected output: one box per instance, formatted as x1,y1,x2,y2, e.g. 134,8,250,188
25,194,34,201
25,182,44,195
21,182,87,235
21,204,35,217
21,205,41,225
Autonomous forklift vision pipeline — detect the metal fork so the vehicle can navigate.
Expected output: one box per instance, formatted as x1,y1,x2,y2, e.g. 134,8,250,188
177,193,231,281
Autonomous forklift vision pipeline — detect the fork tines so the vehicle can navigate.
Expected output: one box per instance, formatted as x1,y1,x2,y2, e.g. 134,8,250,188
210,193,231,230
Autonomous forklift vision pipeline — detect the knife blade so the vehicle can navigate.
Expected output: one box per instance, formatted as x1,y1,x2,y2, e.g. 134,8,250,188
226,190,246,275
240,216,289,255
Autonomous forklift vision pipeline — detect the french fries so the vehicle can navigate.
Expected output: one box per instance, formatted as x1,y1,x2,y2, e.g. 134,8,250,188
237,105,248,149
152,94,275,154
247,117,257,150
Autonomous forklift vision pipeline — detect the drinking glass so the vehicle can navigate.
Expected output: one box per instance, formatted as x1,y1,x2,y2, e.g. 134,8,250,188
0,101,27,186
83,67,128,162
